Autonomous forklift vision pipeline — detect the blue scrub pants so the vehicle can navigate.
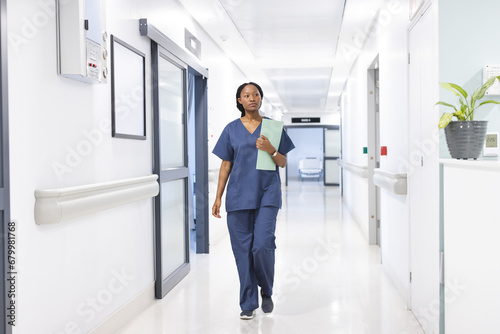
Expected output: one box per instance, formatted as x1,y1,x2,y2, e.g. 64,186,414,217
227,206,279,311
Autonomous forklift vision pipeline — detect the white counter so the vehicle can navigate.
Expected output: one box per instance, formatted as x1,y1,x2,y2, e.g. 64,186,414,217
441,159,500,333
440,158,500,169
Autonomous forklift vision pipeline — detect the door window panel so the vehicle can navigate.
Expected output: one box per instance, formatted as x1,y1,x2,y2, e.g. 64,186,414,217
161,180,186,279
159,57,185,168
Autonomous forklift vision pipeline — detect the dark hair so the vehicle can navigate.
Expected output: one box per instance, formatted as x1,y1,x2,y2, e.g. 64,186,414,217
236,82,264,117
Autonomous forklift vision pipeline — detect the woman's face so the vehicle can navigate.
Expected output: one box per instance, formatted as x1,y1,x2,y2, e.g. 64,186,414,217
238,84,262,113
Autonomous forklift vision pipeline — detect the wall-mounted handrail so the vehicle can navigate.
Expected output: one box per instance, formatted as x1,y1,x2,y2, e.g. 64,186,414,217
34,175,159,225
337,159,368,178
373,169,407,195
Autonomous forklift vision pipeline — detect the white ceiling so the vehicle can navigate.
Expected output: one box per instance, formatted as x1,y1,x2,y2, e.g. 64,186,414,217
178,0,384,116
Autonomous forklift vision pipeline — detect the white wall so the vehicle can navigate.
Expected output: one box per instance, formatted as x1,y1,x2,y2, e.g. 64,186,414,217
438,0,500,158
341,0,411,302
376,0,411,301
7,0,248,332
343,0,500,331
341,59,371,239
436,1,500,332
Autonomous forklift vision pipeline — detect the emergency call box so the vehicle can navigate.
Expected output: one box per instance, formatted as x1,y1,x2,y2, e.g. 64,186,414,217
56,0,108,84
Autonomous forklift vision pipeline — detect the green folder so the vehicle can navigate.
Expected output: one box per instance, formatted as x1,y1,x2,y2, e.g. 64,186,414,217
256,119,283,170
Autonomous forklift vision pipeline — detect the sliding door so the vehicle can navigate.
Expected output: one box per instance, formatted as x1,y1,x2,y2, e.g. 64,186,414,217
153,44,190,298
324,128,340,186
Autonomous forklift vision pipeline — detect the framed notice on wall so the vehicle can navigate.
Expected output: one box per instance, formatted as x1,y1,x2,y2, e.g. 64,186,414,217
111,35,146,140
409,0,424,19
483,65,500,96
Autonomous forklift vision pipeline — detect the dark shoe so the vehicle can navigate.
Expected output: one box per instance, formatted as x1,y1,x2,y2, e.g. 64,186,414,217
240,310,255,320
261,290,274,313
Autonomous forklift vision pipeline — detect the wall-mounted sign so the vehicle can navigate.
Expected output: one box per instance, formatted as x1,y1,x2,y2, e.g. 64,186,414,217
484,65,500,95
111,35,146,140
185,28,201,59
291,117,321,124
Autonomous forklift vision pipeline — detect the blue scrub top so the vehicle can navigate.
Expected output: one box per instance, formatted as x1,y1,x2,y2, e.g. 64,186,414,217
213,118,295,213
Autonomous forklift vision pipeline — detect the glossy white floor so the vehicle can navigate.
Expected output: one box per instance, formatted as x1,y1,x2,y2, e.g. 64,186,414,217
118,182,425,334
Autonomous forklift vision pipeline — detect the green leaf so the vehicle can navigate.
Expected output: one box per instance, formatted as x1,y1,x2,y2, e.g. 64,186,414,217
474,76,498,101
440,82,468,99
437,77,500,124
435,101,457,111
438,113,453,129
459,96,468,109
448,83,468,99
458,104,468,120
470,87,479,110
477,100,500,108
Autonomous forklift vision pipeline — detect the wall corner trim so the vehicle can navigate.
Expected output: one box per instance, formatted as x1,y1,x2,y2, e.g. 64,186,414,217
34,175,159,225
373,169,407,195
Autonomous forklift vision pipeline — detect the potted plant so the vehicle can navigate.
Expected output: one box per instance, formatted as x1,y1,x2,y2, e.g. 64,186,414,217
436,75,500,159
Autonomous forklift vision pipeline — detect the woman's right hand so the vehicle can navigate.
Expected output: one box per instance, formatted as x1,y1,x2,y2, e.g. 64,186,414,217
212,160,231,219
212,198,222,218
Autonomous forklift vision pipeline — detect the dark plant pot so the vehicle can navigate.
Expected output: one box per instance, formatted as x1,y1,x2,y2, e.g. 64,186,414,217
444,120,488,160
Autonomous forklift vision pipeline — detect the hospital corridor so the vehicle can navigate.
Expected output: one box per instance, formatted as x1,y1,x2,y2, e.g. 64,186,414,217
118,182,425,334
1,0,499,333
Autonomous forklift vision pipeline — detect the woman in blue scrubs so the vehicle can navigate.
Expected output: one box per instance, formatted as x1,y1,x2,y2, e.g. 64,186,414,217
212,82,295,320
